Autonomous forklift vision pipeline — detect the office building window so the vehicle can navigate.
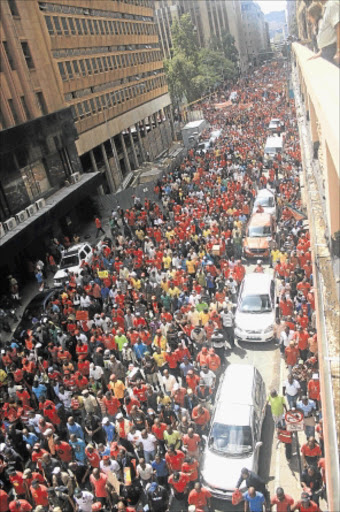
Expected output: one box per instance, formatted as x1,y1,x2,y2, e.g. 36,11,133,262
36,92,48,115
84,100,91,116
20,96,31,120
91,58,98,73
8,0,19,16
58,61,67,81
8,99,19,124
88,19,94,34
75,18,83,35
77,103,85,119
85,59,92,74
98,58,103,73
61,17,69,35
73,60,80,76
53,16,62,35
65,61,73,79
21,42,34,69
96,97,102,111
81,19,88,34
90,98,96,112
69,18,76,35
103,21,109,34
98,20,104,35
93,19,99,34
45,16,54,34
3,41,15,70
79,59,86,76
102,56,108,71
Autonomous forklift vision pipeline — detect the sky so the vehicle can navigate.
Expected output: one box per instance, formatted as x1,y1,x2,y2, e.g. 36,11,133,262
256,0,287,15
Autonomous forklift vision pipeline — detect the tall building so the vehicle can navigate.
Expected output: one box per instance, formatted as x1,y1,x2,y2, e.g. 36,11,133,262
287,0,298,37
154,0,249,73
241,0,272,66
0,0,172,280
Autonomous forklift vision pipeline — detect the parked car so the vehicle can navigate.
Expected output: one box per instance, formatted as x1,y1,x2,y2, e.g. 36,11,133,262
201,364,266,500
243,212,276,260
234,273,277,343
195,141,210,155
252,189,277,217
53,243,93,287
13,289,59,340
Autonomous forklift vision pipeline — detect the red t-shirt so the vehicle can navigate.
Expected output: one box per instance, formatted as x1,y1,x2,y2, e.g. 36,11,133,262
55,441,73,462
30,485,49,506
90,473,108,498
168,472,190,493
165,450,185,471
294,500,320,511
9,500,32,512
270,494,294,512
182,433,200,453
151,422,167,441
188,488,212,509
0,490,9,512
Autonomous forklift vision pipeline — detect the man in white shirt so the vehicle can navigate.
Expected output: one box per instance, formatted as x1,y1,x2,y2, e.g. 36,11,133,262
162,369,177,396
89,363,104,382
137,458,153,488
99,456,120,477
138,429,157,463
199,366,216,389
283,374,301,409
73,488,94,512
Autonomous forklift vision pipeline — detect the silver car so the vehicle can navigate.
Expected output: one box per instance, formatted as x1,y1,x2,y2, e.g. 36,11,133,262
201,364,266,500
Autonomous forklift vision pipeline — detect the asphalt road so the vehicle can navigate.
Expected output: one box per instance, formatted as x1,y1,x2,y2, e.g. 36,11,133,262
170,262,281,512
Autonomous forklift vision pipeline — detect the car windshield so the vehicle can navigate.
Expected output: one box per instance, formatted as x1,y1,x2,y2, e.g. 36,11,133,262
240,294,272,313
209,423,253,455
255,197,274,208
60,254,79,269
248,225,271,237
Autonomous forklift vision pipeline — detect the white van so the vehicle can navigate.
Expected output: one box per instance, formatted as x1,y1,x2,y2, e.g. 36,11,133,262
264,136,283,161
54,243,93,287
235,273,276,342
201,364,266,500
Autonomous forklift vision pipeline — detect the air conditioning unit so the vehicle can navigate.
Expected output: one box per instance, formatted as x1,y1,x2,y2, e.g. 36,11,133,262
0,223,6,239
16,210,28,223
35,198,46,210
4,217,17,231
25,204,37,217
70,172,80,184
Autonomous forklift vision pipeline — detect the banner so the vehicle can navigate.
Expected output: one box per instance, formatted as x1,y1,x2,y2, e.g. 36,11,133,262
98,270,109,278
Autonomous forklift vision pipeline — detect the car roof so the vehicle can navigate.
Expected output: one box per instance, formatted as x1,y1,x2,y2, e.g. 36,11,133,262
265,136,283,148
256,189,274,198
62,243,89,255
248,212,272,226
242,273,273,294
217,364,257,407
214,403,252,426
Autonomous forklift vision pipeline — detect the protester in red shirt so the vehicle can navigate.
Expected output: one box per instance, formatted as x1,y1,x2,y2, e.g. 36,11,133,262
168,471,190,501
29,480,48,507
188,482,212,512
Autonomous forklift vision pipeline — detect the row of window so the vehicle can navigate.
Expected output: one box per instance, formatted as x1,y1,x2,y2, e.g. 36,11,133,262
57,50,162,82
44,14,157,38
40,1,152,20
1,91,48,129
52,43,159,59
72,76,166,121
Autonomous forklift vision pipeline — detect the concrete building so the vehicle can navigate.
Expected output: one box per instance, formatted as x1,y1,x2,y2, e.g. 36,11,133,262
154,0,249,73
241,0,271,66
0,0,173,281
287,0,299,37
292,42,340,511
0,0,173,194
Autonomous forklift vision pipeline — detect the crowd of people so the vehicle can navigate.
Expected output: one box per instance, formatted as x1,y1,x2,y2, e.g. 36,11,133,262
0,60,326,512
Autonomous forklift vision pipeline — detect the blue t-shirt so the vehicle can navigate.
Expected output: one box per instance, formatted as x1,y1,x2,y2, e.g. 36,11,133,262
70,438,86,463
244,491,265,512
32,384,47,400
151,458,168,477
103,423,115,443
67,422,85,440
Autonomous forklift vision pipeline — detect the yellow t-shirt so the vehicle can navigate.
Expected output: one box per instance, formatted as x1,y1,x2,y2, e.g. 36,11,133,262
153,351,166,367
186,260,196,274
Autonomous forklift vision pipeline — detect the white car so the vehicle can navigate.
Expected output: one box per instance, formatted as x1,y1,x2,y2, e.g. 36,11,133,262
268,118,283,132
53,243,93,287
252,189,277,217
209,129,222,145
201,364,266,500
235,273,277,343
195,141,210,155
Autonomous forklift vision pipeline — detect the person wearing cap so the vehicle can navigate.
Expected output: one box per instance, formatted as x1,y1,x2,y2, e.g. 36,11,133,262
146,481,169,512
29,480,49,507
291,492,323,511
99,454,120,477
73,487,94,512
168,470,190,502
270,487,294,511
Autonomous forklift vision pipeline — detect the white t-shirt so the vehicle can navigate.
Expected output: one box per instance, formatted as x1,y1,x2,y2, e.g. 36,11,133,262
99,459,120,475
317,0,340,48
75,491,94,512
137,463,153,481
139,433,157,452
284,379,301,397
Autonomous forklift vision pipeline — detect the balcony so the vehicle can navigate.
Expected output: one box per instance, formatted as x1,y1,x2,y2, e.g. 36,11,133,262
292,42,340,511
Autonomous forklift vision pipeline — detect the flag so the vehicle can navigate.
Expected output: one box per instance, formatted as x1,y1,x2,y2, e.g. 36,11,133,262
285,204,307,221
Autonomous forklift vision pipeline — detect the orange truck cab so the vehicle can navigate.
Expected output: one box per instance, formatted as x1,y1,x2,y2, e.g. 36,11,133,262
243,212,275,260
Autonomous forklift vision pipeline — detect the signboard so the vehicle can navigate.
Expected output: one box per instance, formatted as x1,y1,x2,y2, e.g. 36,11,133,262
285,410,304,432
98,270,109,278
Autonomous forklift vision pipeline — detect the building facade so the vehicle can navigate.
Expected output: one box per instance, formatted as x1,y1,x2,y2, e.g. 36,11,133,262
0,0,173,194
154,0,249,73
0,0,173,282
287,0,299,37
241,0,272,66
